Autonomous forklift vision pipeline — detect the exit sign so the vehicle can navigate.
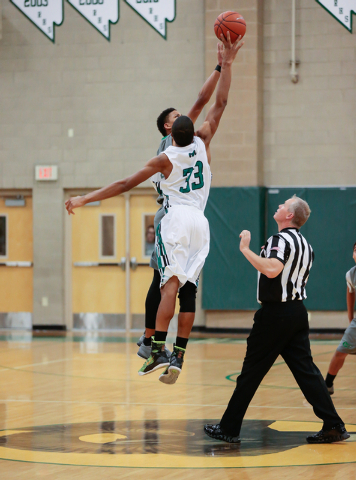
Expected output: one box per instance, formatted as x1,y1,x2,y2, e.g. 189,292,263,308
35,165,58,181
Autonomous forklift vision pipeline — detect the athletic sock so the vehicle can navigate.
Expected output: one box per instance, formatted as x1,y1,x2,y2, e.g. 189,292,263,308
143,336,151,346
154,331,167,343
325,373,336,387
175,336,188,350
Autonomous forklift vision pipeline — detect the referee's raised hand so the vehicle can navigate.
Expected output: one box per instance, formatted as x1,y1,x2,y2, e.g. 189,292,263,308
239,230,251,252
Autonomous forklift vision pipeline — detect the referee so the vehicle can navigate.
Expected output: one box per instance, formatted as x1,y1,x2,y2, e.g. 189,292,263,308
204,196,349,444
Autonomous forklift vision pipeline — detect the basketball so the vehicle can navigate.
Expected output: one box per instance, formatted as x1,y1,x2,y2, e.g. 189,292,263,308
214,11,246,43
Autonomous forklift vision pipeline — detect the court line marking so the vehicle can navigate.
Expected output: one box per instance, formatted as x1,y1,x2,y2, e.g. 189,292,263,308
0,349,340,389
225,349,337,382
0,398,355,410
0,358,70,372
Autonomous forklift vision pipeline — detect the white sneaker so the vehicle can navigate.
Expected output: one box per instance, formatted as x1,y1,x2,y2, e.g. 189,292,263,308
327,384,334,395
136,333,145,347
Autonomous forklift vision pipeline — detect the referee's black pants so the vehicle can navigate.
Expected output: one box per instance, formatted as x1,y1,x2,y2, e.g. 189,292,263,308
219,301,343,436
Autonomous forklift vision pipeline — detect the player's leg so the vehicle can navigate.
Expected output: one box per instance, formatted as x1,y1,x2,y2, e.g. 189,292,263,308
280,320,348,443
177,281,197,345
159,211,206,385
159,282,196,385
137,269,160,345
205,307,284,442
324,351,348,394
137,269,172,360
324,319,356,394
138,276,179,376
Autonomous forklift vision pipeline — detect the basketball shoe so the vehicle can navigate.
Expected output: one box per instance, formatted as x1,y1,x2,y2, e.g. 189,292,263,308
306,424,349,443
159,345,185,385
138,337,170,376
204,424,241,444
136,333,145,347
137,342,171,360
327,384,334,395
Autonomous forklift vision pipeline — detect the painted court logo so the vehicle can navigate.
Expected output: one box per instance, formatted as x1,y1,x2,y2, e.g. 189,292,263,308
0,419,355,468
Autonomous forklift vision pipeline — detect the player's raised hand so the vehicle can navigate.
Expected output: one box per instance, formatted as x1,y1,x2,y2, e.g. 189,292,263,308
217,42,223,66
219,32,244,64
65,195,86,215
239,230,251,252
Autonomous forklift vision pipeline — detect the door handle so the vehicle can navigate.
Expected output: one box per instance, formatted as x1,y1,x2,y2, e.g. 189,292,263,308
73,260,126,271
130,257,150,270
0,261,32,267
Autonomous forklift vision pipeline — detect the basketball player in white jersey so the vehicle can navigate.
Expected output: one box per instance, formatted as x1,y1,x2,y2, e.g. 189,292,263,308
65,32,244,384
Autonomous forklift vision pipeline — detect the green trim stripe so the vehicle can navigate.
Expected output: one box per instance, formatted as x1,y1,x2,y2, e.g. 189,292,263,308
155,223,169,275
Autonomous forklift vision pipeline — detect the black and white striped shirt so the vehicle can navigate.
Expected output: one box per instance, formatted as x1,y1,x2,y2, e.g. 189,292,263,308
258,227,314,303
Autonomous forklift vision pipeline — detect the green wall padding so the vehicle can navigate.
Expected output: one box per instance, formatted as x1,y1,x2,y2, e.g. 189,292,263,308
266,187,356,311
202,187,265,310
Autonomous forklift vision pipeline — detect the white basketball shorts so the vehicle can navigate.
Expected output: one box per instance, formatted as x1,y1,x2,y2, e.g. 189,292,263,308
155,205,210,288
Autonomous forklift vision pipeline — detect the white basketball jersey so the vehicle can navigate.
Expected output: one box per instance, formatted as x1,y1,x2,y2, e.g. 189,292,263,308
160,136,211,212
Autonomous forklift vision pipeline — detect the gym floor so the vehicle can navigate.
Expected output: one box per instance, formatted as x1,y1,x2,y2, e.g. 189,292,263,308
0,330,355,479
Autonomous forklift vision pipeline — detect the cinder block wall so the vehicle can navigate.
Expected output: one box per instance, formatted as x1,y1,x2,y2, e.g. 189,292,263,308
0,0,206,325
264,0,356,186
205,0,264,186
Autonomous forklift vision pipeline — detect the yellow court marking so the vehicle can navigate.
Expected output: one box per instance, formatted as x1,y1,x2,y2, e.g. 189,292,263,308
269,421,356,432
0,444,355,468
79,434,127,444
0,421,356,469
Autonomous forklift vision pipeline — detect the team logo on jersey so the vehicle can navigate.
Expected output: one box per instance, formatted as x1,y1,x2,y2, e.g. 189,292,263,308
316,0,356,32
10,0,64,42
67,0,119,40
124,0,176,39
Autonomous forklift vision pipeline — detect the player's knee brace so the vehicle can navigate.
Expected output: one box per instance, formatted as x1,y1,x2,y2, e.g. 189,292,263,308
178,281,197,313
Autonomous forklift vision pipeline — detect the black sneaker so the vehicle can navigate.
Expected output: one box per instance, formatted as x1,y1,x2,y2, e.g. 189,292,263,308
138,338,170,376
306,424,350,444
159,345,185,385
204,424,241,444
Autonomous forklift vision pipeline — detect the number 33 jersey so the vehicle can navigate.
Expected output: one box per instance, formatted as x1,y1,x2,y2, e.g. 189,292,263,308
160,136,211,213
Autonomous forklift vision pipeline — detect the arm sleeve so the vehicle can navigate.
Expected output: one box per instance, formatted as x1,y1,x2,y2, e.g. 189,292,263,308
266,235,289,265
346,270,355,293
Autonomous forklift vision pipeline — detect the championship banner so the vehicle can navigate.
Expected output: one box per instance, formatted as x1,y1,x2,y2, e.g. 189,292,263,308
124,0,176,39
10,0,64,42
316,0,356,32
66,0,119,40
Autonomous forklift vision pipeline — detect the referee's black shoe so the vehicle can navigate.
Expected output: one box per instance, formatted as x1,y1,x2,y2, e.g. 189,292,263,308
306,424,350,444
204,424,241,444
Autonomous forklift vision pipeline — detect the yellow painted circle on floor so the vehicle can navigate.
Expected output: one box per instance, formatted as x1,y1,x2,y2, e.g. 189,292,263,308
0,420,355,469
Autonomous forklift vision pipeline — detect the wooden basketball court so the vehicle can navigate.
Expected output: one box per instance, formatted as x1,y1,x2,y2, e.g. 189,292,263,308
0,331,355,479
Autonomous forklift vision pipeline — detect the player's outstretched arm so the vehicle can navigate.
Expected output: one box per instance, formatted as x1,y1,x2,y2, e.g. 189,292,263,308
186,43,223,124
196,33,244,160
65,154,172,215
